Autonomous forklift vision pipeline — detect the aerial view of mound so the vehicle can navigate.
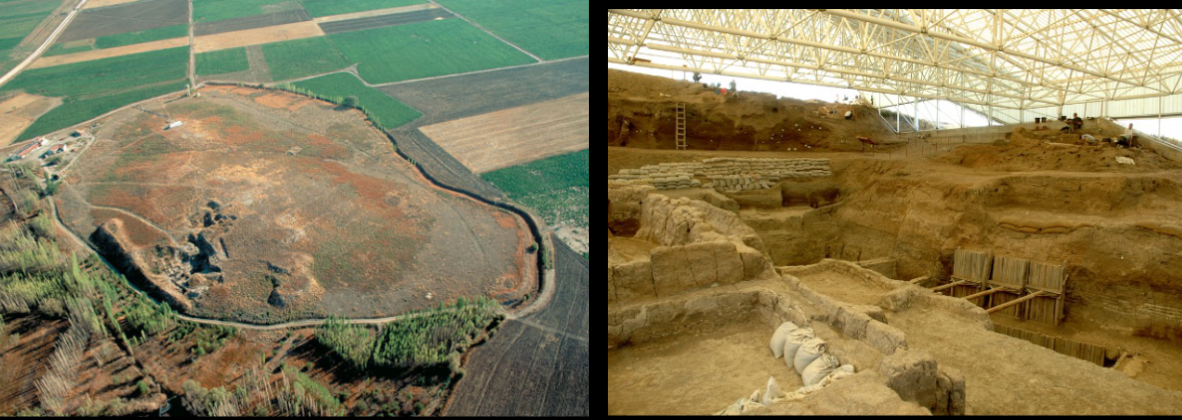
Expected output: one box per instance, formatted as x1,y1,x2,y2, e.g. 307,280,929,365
54,86,535,324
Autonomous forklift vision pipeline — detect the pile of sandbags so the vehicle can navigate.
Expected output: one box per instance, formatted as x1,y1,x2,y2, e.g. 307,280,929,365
607,158,833,192
649,173,701,190
769,322,799,358
717,322,859,415
706,174,778,193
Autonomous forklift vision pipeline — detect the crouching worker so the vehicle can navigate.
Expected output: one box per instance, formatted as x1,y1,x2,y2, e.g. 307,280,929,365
1117,123,1139,148
1080,134,1098,145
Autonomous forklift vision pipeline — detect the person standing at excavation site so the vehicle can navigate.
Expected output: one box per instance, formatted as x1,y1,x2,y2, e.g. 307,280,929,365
1071,113,1084,133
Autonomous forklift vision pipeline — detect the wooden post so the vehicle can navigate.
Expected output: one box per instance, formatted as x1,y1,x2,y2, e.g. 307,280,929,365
987,291,1046,314
932,280,968,292
963,287,1003,301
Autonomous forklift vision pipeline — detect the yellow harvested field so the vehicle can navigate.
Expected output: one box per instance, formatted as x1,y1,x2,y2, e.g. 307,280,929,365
31,37,189,68
0,114,32,147
313,3,438,23
0,93,59,145
82,0,145,9
418,92,589,174
194,21,325,53
0,94,41,115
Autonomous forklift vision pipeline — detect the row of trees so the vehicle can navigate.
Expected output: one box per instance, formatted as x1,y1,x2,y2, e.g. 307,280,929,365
314,296,501,373
270,84,388,130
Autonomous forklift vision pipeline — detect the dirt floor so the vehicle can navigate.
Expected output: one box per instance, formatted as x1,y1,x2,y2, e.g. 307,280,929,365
54,85,534,323
313,3,440,24
890,301,1182,415
796,271,898,306
608,317,804,415
418,92,589,174
317,8,454,35
445,240,588,416
193,21,324,53
31,36,188,68
57,0,187,43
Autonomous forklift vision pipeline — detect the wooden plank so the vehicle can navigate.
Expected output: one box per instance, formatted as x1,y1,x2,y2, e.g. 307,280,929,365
1054,294,1064,327
963,287,1004,301
932,280,969,292
987,291,1047,314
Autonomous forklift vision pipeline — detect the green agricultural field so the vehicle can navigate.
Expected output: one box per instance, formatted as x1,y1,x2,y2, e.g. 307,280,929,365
261,36,350,81
94,24,188,49
2,47,188,98
18,82,188,141
43,41,92,56
192,0,292,23
436,0,588,60
4,47,189,140
299,0,423,17
482,149,589,236
287,72,421,130
196,47,249,76
0,0,58,40
0,0,61,73
330,19,534,84
0,36,22,51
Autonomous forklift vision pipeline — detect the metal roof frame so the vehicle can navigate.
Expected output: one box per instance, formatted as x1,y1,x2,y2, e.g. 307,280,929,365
608,9,1182,113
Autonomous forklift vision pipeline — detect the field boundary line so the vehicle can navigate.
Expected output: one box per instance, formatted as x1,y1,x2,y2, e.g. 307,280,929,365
427,0,542,63
371,55,588,88
0,0,91,89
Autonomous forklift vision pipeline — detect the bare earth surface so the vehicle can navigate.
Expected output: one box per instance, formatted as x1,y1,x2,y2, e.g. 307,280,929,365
608,318,805,415
82,0,145,9
193,21,324,53
418,92,589,174
54,86,534,323
891,302,1182,415
0,93,60,146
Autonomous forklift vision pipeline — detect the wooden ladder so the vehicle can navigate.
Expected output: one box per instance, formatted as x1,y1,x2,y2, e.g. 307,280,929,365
675,103,687,150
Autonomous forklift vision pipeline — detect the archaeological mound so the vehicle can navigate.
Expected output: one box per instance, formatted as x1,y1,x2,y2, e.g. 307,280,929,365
55,86,535,323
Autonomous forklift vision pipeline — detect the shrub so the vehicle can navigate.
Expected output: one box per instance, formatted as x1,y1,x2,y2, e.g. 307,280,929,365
342,96,358,109
354,400,369,413
136,380,149,396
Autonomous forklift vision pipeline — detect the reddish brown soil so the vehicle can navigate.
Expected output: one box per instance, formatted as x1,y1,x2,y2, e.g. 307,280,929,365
59,86,534,324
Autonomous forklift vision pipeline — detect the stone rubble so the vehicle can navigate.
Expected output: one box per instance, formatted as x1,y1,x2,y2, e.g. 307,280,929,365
608,157,832,192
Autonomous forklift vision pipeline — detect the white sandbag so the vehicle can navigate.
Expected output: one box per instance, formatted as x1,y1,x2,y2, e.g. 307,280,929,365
762,377,780,406
793,337,828,374
716,398,745,415
768,322,799,358
781,328,815,363
801,353,841,386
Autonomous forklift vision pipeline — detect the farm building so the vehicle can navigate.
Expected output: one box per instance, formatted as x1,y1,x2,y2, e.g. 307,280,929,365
8,139,44,161
608,8,1182,416
42,144,71,158
165,121,183,130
